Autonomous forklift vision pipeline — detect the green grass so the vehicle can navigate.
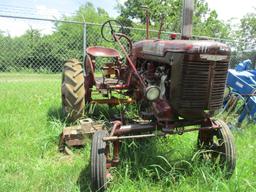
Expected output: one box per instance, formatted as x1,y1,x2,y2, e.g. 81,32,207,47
0,73,256,192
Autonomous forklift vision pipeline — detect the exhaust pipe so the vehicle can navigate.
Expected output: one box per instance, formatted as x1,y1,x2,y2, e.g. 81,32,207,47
181,0,194,39
142,6,150,39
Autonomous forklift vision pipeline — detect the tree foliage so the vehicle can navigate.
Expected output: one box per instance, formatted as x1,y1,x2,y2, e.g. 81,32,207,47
117,0,230,38
232,11,256,65
237,12,256,50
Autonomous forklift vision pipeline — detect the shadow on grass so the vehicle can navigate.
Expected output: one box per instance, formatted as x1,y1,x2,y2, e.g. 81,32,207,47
87,103,139,125
46,102,138,126
47,106,66,122
77,164,91,192
46,104,124,126
77,137,197,192
117,138,195,181
87,104,123,121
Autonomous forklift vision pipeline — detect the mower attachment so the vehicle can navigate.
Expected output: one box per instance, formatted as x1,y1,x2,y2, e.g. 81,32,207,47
59,118,102,153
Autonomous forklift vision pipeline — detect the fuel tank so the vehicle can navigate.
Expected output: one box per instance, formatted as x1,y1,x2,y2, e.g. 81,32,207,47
132,40,231,120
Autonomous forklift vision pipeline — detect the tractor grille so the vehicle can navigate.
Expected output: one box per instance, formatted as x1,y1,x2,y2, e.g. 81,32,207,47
180,59,228,111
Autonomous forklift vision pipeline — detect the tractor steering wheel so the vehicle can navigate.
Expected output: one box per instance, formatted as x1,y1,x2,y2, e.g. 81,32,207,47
101,20,133,54
101,20,124,42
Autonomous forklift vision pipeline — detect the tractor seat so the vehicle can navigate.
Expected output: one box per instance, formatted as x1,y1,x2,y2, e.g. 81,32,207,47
86,46,120,58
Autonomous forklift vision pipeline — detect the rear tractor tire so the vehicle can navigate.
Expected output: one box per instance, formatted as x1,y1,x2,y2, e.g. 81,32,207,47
61,59,85,121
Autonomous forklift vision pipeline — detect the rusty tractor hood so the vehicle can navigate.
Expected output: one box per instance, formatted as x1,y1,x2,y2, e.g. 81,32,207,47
132,39,231,58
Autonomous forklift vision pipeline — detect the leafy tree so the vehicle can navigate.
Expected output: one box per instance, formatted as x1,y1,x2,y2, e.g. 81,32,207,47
116,0,230,38
231,11,256,67
192,2,231,38
238,12,256,50
70,2,110,23
56,2,112,48
116,0,181,31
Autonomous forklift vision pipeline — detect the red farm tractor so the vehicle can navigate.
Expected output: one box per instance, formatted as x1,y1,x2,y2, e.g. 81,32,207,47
61,5,236,191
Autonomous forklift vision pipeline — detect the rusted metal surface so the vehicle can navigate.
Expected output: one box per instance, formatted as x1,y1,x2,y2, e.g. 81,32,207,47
132,40,230,59
114,33,146,89
103,118,222,142
111,121,121,164
86,46,120,57
103,118,221,141
114,124,156,136
152,99,173,122
103,134,157,141
172,56,229,119
163,124,221,134
131,39,230,120
84,55,96,94
59,119,102,151
91,98,134,105
110,121,122,136
198,118,221,147
113,141,120,164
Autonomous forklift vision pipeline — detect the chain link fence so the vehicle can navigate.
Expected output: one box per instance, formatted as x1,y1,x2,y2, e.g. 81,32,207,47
0,16,84,73
0,16,255,73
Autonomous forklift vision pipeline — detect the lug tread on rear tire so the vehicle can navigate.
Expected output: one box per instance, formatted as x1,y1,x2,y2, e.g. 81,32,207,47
61,59,85,121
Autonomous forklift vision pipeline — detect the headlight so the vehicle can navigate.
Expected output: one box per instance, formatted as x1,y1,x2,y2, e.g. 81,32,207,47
145,86,160,101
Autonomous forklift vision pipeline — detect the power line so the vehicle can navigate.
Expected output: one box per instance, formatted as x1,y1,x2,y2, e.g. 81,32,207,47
0,4,36,11
0,14,84,25
0,3,75,14
0,4,75,18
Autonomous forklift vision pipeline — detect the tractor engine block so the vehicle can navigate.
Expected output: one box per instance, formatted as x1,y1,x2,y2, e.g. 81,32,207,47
137,60,171,100
132,40,231,120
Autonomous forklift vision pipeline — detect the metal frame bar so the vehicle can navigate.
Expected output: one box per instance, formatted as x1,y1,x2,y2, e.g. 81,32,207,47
103,134,157,141
90,98,135,105
114,33,146,88
103,123,221,141
83,23,87,63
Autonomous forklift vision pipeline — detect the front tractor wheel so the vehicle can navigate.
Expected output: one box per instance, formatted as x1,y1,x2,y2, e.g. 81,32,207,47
91,130,110,191
198,120,236,178
61,59,85,121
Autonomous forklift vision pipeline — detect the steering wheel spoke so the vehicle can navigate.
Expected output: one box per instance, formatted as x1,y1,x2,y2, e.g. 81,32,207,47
101,20,124,42
101,20,132,55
